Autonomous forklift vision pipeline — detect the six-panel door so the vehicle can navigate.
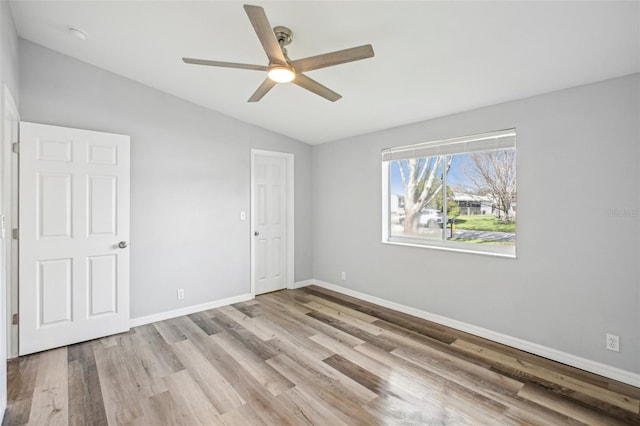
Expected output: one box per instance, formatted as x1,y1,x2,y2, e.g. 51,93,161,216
253,153,287,295
19,122,130,355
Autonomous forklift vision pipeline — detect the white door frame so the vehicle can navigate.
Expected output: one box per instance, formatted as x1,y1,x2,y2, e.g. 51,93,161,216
250,149,294,296
1,84,19,358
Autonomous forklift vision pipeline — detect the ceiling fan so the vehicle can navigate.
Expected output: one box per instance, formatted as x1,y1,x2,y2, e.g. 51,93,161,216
182,4,375,102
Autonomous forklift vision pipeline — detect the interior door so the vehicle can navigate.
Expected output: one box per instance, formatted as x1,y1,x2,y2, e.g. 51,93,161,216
19,122,130,355
252,152,288,295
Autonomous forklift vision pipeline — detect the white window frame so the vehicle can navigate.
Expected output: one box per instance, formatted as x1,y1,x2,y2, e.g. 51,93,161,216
381,129,517,258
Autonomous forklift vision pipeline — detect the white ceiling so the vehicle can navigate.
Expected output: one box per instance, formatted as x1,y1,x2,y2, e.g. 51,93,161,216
9,1,640,145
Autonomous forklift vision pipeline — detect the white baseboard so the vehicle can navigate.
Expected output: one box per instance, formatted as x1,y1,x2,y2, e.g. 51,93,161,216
130,293,254,328
289,279,314,289
309,279,640,388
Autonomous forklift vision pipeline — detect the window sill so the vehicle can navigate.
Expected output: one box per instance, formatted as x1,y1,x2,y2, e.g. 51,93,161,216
382,238,517,259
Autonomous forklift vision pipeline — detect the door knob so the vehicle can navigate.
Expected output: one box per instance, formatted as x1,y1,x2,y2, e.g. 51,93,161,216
254,231,260,236
118,241,128,249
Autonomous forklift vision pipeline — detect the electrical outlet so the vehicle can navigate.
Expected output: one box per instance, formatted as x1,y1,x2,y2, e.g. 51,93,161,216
606,333,620,352
177,289,185,300
341,271,346,281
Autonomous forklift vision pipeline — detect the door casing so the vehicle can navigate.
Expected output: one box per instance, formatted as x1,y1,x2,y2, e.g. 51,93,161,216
2,85,19,358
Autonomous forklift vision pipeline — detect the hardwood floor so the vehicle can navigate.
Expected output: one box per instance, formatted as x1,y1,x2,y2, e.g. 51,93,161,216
4,285,640,425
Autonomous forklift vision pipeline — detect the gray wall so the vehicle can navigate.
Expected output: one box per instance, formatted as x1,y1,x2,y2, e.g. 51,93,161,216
19,40,313,319
0,0,19,415
312,73,640,373
1,1,18,102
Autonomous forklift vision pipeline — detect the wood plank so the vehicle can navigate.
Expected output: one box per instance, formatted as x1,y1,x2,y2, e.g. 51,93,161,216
210,332,295,397
517,383,630,426
188,312,226,336
253,301,320,338
214,305,278,340
309,333,428,400
163,369,224,425
134,391,184,426
323,354,398,398
386,345,575,425
301,294,380,323
153,321,187,345
302,286,457,343
304,301,385,335
259,293,365,348
377,330,525,394
67,343,108,426
28,347,69,426
266,352,377,405
251,314,335,360
219,404,267,426
95,334,123,349
353,340,545,426
364,393,480,426
171,339,245,414
266,354,379,425
306,310,397,352
451,339,640,413
5,356,39,425
132,324,184,376
93,341,146,424
209,314,281,361
230,301,262,318
257,292,313,315
277,386,349,426
374,318,488,366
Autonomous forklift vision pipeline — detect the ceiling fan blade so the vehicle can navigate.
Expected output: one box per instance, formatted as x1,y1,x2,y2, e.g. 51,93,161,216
243,5,287,65
291,45,374,73
293,73,342,102
248,78,277,102
183,58,267,71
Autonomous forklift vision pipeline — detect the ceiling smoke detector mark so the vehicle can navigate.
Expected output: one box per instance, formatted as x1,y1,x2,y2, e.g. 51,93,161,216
68,28,88,40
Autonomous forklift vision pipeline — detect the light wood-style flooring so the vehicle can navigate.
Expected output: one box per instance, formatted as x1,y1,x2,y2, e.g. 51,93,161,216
4,285,640,425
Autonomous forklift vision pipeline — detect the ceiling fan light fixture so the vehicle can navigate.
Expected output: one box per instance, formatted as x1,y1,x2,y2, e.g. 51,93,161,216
267,66,295,83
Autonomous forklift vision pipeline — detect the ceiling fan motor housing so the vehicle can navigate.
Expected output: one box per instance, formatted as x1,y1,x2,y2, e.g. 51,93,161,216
273,26,293,46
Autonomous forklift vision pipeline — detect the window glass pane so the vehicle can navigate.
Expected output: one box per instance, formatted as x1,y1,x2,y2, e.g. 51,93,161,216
445,149,516,246
389,156,444,241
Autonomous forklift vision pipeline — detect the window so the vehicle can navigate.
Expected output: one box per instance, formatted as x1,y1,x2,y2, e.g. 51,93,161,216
382,129,516,257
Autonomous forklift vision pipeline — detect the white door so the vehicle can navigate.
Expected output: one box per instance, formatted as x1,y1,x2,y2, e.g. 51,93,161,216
251,151,292,295
19,122,130,355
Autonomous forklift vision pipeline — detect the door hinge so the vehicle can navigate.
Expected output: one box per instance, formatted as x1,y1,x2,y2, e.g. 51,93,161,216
11,228,18,240
12,313,18,325
12,143,19,154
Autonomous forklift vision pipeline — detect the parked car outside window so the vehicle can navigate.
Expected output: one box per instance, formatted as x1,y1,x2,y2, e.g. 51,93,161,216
419,209,443,228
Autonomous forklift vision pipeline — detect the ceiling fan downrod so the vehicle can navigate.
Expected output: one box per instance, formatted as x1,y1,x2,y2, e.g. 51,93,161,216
273,26,293,47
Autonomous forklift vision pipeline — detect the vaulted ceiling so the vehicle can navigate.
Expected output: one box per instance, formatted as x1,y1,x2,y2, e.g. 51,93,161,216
9,1,640,144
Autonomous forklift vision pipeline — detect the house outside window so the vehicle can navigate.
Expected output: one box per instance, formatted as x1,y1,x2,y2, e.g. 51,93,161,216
382,129,516,257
